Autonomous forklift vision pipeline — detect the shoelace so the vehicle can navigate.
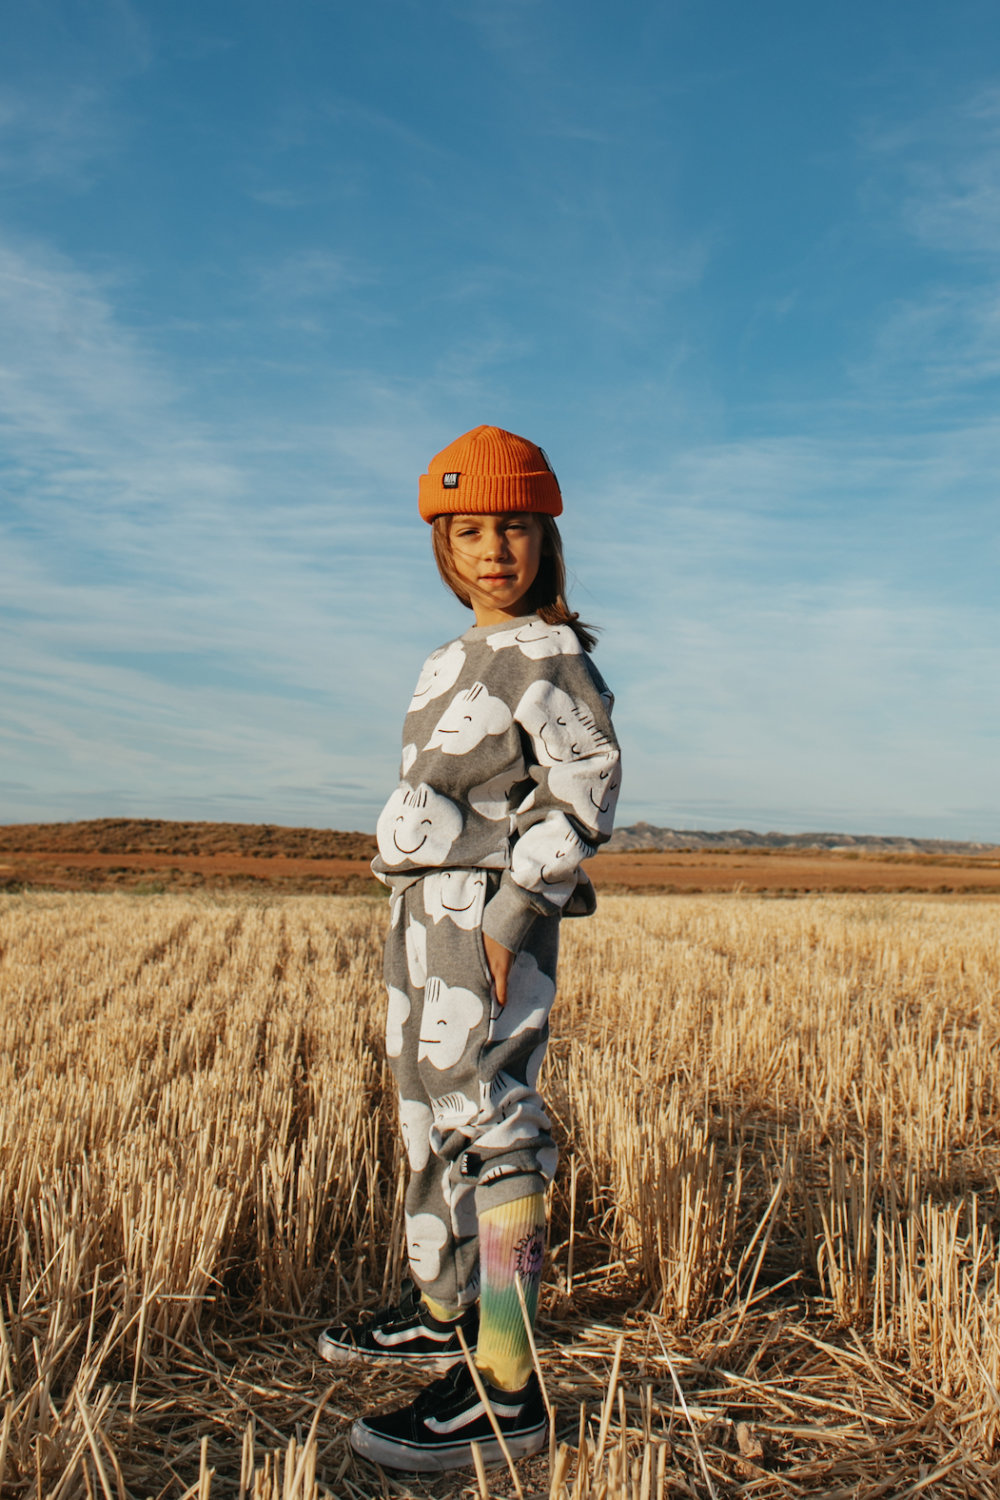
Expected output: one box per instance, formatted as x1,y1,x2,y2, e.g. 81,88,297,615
411,1363,475,1415
410,1363,532,1417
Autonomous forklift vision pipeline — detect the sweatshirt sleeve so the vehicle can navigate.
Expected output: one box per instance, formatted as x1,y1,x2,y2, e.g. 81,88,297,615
481,645,621,952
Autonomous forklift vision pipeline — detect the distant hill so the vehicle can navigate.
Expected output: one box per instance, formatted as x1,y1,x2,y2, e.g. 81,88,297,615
605,822,1000,856
2,818,998,896
1,817,997,861
0,818,378,860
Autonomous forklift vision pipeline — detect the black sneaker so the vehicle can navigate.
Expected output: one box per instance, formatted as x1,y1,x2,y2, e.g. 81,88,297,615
350,1363,547,1473
317,1280,477,1371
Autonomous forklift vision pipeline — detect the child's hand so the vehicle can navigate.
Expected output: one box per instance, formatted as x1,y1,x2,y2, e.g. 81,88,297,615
483,934,515,1008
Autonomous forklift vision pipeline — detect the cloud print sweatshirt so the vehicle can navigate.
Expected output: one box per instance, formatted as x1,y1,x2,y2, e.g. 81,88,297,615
373,614,621,953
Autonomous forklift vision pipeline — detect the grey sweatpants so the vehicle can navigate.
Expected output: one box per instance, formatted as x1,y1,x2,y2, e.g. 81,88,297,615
384,869,560,1309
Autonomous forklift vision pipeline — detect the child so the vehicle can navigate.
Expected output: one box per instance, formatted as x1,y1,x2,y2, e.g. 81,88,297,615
319,425,621,1473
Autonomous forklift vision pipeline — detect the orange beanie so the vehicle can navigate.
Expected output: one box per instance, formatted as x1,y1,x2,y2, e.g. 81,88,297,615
418,425,562,522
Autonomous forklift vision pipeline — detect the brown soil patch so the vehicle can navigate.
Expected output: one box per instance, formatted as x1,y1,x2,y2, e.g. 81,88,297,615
0,850,380,895
0,817,376,859
589,847,1000,896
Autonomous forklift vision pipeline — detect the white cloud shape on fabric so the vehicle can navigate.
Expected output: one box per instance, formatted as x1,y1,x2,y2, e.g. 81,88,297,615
424,682,512,756
406,1211,449,1281
399,1098,433,1171
547,757,621,836
511,813,596,902
418,976,484,1069
405,916,427,988
478,1068,524,1118
468,765,526,822
376,782,463,866
475,1070,554,1154
489,948,555,1040
422,869,487,929
515,680,615,766
407,640,466,713
400,742,417,776
486,620,582,659
430,1090,478,1129
385,985,411,1058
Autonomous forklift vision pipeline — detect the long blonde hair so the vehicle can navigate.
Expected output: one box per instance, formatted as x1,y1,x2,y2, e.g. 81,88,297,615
431,513,598,653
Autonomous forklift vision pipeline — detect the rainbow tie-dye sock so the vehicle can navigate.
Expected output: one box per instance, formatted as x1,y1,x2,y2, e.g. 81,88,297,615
475,1192,546,1392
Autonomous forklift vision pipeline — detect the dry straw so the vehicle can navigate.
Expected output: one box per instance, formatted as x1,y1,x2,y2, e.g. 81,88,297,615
1,889,999,1496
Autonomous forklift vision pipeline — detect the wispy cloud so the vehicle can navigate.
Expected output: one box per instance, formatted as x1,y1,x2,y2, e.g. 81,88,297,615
0,0,150,188
859,286,1000,395
251,249,366,302
605,576,1000,839
855,85,1000,404
893,86,1000,259
242,247,381,334
0,232,459,824
571,426,1000,841
0,84,120,187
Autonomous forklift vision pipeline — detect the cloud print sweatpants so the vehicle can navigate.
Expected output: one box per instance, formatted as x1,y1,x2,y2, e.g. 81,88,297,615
383,868,560,1310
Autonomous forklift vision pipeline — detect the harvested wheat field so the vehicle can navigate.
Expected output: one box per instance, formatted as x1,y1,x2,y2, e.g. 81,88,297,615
2,891,999,1498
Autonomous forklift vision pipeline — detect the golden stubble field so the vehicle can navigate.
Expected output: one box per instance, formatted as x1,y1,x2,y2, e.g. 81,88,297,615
2,891,999,1499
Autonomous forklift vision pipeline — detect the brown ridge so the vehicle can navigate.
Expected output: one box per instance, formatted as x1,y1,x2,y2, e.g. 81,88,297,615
2,819,999,895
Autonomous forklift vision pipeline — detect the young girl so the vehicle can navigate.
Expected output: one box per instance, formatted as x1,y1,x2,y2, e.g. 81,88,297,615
319,425,621,1473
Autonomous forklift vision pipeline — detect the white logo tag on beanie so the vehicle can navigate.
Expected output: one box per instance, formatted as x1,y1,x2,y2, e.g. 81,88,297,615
442,472,460,488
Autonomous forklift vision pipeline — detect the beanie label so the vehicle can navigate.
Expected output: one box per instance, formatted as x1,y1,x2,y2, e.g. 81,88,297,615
442,472,460,488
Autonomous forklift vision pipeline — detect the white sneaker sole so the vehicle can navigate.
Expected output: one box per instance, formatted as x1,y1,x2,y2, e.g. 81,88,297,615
349,1417,548,1473
316,1330,464,1371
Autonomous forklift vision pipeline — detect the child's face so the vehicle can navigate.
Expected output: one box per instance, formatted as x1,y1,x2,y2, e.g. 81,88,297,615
447,512,544,626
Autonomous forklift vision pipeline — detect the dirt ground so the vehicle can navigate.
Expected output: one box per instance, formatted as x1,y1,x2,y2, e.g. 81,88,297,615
591,847,1000,895
0,849,379,893
2,821,999,895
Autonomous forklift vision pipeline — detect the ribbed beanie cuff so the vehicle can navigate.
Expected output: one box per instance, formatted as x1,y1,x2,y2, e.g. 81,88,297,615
418,425,562,522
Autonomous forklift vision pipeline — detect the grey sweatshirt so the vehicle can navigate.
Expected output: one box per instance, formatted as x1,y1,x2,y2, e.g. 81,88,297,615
373,614,621,952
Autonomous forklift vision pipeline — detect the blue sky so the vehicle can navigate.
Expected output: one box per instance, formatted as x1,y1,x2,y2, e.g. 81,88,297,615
2,0,998,839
